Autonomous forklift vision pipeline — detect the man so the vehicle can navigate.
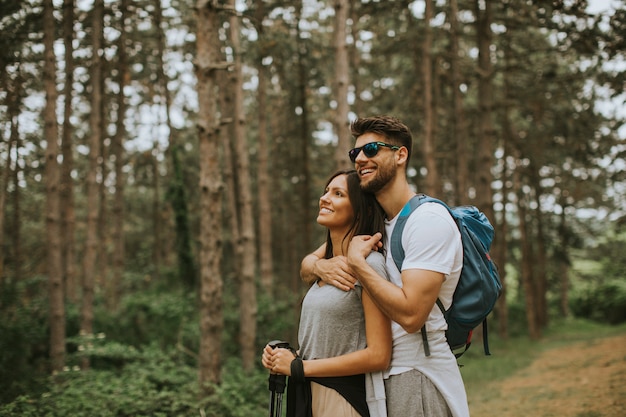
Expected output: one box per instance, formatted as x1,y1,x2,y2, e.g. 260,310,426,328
301,116,470,417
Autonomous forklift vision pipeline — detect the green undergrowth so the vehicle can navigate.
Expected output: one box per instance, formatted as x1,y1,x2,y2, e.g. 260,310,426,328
2,318,624,417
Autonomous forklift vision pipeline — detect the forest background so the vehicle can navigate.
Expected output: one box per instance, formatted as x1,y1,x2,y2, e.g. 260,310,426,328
0,0,625,415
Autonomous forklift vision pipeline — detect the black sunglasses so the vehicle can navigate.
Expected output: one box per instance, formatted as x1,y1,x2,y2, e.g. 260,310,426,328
348,141,401,163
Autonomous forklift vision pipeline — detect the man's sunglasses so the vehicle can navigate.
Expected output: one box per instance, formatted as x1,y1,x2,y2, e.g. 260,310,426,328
348,141,401,163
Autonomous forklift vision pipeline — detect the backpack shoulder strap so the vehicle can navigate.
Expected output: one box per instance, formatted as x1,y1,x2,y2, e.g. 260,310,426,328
390,194,452,271
390,194,427,272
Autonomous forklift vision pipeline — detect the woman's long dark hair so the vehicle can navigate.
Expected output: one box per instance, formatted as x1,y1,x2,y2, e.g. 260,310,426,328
323,170,386,259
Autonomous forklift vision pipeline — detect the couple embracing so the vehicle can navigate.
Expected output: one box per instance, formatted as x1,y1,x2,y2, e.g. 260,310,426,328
262,116,470,417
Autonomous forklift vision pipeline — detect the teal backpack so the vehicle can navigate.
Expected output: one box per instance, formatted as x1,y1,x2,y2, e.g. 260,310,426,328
390,195,502,358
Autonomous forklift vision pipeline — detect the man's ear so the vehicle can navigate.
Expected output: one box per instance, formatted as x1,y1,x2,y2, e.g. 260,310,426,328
396,146,409,166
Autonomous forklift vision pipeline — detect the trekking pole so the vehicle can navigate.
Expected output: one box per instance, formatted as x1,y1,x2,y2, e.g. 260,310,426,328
267,340,290,417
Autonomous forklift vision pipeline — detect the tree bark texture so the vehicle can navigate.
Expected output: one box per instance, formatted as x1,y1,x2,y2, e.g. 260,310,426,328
474,0,496,221
153,0,176,278
12,131,22,283
61,0,77,303
531,169,549,329
110,0,129,310
292,0,312,290
96,69,110,292
421,0,440,197
349,0,362,117
0,76,17,286
219,69,241,287
558,204,571,317
332,0,352,171
495,59,519,339
0,135,10,286
43,0,66,373
228,0,258,372
151,144,163,280
81,0,104,369
254,2,274,296
196,0,224,392
448,0,469,206
515,159,541,340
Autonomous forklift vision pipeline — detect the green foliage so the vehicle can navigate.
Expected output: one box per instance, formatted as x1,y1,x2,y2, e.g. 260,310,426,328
94,288,198,351
255,288,300,349
0,339,273,417
588,230,626,280
0,342,200,417
203,359,272,417
570,279,626,325
570,230,626,325
0,276,293,414
166,144,197,290
0,277,55,404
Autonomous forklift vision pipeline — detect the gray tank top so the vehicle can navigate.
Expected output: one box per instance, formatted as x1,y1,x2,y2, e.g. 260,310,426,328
298,251,388,360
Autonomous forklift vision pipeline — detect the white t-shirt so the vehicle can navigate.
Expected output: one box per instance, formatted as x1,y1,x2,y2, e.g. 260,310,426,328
384,201,463,338
383,201,470,417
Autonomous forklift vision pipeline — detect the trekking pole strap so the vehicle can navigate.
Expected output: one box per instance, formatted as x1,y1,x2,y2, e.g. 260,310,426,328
290,356,305,382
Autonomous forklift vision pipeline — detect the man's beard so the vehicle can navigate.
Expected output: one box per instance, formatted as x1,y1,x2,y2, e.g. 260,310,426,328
360,162,396,194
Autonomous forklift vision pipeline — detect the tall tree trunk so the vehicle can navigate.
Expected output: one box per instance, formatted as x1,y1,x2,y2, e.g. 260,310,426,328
43,0,65,374
448,0,469,206
228,0,257,372
12,132,22,283
169,144,196,288
421,0,440,196
162,0,195,289
349,0,362,117
474,0,496,220
254,2,274,296
110,0,129,310
0,133,10,287
0,73,18,286
531,170,548,329
558,201,571,317
514,159,541,340
493,180,509,339
151,143,162,280
219,69,241,286
61,0,77,303
286,0,312,345
295,0,312,279
97,59,109,291
196,0,224,392
81,0,104,369
332,0,351,170
495,50,518,339
153,0,175,280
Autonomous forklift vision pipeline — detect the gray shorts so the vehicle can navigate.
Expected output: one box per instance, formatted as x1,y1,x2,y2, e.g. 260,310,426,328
384,369,452,417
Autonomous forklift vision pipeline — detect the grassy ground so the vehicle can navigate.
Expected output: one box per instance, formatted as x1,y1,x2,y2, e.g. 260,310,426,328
460,318,626,417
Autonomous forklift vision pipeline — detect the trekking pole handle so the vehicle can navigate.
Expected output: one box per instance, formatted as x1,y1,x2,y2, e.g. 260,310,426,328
268,340,291,349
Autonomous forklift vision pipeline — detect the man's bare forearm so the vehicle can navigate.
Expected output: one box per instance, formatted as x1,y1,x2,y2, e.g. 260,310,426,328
300,243,357,291
300,252,321,285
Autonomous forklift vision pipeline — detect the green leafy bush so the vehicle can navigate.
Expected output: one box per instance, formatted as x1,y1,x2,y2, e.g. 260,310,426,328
0,339,273,417
570,279,626,324
0,277,54,404
95,289,198,352
0,279,292,415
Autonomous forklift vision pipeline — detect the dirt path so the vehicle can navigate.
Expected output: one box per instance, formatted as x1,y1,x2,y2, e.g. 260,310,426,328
468,334,626,417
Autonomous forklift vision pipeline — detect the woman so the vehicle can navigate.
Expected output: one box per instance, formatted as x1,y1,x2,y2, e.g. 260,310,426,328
262,169,392,417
